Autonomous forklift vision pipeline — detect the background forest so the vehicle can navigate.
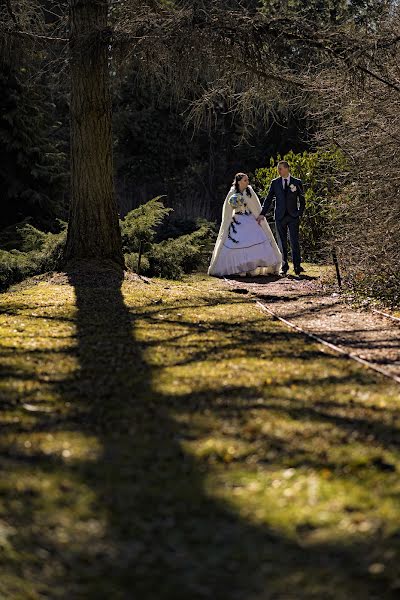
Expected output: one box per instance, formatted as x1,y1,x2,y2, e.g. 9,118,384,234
1,4,400,599
0,0,399,305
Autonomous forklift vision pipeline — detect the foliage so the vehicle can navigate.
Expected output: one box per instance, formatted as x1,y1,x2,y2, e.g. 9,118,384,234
334,186,400,307
1,0,397,300
0,65,67,230
0,249,32,290
255,149,346,261
124,252,151,274
310,3,400,306
0,218,31,251
260,0,385,24
0,224,66,289
0,197,217,288
113,69,309,222
145,220,217,279
121,198,217,279
120,196,172,253
156,216,200,242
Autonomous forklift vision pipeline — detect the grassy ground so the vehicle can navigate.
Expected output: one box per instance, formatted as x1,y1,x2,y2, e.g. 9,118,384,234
0,270,400,599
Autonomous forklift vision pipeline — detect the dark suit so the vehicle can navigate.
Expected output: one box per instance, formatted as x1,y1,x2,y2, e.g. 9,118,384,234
260,176,305,272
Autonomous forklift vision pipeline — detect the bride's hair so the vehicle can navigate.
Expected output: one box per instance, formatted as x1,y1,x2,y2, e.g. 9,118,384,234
233,173,251,197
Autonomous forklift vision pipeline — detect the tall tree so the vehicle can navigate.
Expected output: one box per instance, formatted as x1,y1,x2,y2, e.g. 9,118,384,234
1,0,123,266
65,0,123,266
0,62,66,231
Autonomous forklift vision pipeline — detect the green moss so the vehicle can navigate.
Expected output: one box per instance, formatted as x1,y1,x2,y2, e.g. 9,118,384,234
0,273,399,598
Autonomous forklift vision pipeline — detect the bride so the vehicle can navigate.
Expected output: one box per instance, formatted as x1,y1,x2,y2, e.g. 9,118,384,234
208,173,282,277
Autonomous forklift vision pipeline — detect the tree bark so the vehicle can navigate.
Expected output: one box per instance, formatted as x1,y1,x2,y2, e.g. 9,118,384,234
64,0,124,267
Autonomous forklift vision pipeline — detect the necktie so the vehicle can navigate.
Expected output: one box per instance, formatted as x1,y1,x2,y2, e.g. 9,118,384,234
284,178,288,193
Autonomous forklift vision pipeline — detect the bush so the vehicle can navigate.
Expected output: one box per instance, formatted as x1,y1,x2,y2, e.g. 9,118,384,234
156,216,199,242
0,249,33,289
0,224,66,290
124,252,151,274
120,196,172,253
255,149,346,261
0,198,218,288
333,186,400,307
121,197,217,279
146,221,216,279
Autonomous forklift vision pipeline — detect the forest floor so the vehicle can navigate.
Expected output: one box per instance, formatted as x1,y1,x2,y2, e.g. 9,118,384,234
0,266,400,599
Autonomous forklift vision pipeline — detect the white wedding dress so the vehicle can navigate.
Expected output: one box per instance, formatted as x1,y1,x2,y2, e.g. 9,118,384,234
208,185,282,277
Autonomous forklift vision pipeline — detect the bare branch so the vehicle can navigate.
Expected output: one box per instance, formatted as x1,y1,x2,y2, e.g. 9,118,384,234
5,0,18,28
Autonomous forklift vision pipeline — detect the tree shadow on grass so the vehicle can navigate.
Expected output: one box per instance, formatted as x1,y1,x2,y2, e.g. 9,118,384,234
1,269,399,599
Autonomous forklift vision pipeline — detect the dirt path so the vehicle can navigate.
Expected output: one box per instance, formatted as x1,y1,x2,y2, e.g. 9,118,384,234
225,272,400,383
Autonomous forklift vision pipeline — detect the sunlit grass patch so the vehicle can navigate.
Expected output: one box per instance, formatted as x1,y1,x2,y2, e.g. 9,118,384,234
0,272,399,598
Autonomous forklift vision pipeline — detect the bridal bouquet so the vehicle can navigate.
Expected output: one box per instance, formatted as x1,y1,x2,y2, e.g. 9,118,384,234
229,193,245,209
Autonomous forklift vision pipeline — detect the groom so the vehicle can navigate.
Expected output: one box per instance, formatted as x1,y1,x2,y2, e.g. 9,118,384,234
257,160,305,277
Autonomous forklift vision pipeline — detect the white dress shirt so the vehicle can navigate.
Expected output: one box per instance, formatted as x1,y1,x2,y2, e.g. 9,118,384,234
281,175,291,188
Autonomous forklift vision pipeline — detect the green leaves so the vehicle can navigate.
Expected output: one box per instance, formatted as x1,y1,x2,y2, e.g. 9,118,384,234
120,196,172,253
146,220,217,279
120,197,216,279
0,224,67,290
0,67,67,230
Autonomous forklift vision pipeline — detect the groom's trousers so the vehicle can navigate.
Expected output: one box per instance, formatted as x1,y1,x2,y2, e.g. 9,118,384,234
276,214,301,271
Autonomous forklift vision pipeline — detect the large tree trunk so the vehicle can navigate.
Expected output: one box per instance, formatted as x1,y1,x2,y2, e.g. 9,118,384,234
64,0,124,267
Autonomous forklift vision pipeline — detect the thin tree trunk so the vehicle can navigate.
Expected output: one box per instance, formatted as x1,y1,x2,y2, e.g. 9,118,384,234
64,0,124,267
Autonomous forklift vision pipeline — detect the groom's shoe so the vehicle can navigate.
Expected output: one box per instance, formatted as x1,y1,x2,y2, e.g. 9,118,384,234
294,266,305,277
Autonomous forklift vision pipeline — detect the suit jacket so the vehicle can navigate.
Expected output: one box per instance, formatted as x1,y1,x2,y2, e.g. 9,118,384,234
260,176,305,220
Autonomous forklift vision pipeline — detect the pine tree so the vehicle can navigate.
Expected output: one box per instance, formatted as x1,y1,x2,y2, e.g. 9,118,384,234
0,64,66,231
64,0,124,266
